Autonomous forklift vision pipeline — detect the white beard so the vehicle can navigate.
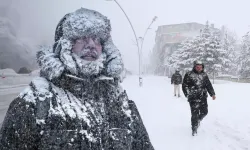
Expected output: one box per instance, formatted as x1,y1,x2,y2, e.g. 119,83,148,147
59,39,105,78
72,53,105,77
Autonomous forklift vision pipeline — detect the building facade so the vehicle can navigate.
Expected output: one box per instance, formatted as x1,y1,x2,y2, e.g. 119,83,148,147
151,22,207,76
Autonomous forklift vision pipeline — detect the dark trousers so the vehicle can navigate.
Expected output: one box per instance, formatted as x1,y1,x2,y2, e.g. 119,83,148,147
189,99,208,129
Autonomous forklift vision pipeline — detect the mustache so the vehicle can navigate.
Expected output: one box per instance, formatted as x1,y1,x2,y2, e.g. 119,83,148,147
76,49,98,58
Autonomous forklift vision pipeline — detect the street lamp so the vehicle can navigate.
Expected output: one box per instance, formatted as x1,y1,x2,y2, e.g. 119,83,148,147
140,16,158,53
138,16,157,86
105,0,142,86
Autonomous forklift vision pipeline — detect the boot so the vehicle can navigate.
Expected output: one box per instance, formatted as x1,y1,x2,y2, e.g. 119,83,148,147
192,126,198,136
178,94,180,97
197,120,200,128
192,130,197,136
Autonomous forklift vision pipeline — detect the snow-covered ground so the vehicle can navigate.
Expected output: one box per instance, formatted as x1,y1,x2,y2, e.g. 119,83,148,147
0,75,250,149
122,75,250,150
0,74,32,87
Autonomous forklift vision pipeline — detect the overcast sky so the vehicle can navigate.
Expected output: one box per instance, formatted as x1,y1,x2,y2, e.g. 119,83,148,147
9,0,250,73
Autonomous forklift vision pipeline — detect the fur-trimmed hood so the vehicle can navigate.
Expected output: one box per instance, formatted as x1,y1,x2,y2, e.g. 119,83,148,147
37,8,124,81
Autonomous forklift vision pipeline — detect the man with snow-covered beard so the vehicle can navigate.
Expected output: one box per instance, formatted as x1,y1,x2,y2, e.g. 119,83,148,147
182,60,216,136
0,8,154,150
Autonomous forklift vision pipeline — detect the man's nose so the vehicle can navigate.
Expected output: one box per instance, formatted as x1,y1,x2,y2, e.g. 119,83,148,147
86,38,95,49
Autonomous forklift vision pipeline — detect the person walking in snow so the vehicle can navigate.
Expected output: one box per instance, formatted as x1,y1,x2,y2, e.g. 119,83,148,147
171,69,182,97
182,60,216,136
0,8,154,150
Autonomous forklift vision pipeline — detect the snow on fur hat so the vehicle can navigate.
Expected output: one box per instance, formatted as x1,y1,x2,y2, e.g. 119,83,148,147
37,8,124,81
55,8,111,42
53,8,111,54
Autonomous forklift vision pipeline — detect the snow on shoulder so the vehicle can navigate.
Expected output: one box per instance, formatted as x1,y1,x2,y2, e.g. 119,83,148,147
18,77,52,103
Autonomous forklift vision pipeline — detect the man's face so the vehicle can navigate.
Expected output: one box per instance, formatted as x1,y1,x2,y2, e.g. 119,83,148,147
195,65,203,73
72,37,102,61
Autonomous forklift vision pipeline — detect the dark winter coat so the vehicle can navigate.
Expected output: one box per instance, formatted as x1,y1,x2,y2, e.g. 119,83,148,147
182,68,215,101
0,76,154,150
0,8,154,150
171,72,182,85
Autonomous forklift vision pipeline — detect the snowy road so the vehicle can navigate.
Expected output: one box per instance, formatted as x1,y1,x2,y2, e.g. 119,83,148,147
0,93,19,124
0,75,250,149
0,86,28,124
0,75,31,124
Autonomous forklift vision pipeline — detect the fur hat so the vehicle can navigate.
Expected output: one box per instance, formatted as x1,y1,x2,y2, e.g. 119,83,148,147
37,8,124,81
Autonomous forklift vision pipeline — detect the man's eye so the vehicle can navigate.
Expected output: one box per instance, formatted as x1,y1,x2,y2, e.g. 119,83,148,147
75,39,85,44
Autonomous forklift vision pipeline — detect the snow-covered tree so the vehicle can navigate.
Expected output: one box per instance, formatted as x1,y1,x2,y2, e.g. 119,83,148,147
169,21,230,76
220,30,238,75
203,29,225,74
239,32,250,77
168,38,196,71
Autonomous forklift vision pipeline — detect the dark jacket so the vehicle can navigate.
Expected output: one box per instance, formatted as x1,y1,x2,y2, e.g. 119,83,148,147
182,68,215,101
0,76,154,150
171,72,182,85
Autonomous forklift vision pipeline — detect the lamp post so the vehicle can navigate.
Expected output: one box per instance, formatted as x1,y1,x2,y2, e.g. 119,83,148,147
140,16,158,55
105,0,142,86
138,16,157,86
106,0,157,86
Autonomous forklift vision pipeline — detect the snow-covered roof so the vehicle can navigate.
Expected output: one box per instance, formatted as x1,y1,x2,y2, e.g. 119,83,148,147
0,68,18,76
